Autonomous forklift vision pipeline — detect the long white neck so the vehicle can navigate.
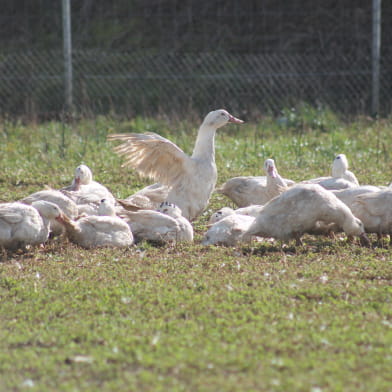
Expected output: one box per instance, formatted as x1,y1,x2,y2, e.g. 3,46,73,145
332,166,345,178
191,124,216,161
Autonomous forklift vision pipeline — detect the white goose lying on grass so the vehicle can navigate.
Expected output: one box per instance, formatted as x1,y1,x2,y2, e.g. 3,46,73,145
117,183,169,211
120,202,193,244
208,205,264,225
217,158,292,207
20,189,78,236
57,199,133,249
202,213,255,246
108,109,243,221
301,154,359,190
62,164,116,208
0,201,63,250
242,184,370,246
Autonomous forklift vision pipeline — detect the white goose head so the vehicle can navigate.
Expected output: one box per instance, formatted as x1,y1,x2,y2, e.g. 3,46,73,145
74,164,93,186
264,158,277,178
332,154,349,177
98,198,116,217
202,109,244,129
31,200,63,221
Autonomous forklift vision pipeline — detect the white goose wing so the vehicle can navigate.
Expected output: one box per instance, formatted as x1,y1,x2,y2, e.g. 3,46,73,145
0,204,26,224
108,132,191,185
354,190,392,216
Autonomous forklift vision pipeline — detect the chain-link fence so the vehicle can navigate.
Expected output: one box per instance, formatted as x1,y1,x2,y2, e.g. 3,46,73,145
1,49,391,119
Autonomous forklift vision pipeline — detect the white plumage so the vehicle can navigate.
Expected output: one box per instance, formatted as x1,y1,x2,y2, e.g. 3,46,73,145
108,109,243,220
117,183,169,211
120,202,193,244
57,199,133,249
332,185,381,211
350,188,392,237
217,158,292,207
242,184,369,245
62,164,116,206
208,205,264,225
20,189,78,235
0,201,63,250
202,214,255,246
301,154,359,190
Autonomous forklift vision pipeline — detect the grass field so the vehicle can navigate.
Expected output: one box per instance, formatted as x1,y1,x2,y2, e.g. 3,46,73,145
0,107,391,391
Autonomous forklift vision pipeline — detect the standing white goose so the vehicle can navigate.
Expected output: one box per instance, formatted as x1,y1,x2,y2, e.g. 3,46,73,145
0,201,63,250
242,184,369,246
108,109,243,221
57,198,133,249
217,158,290,207
301,154,359,190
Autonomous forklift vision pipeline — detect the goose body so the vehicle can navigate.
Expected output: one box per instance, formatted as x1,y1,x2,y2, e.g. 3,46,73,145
208,205,264,225
332,185,381,210
20,189,78,235
242,184,368,245
62,164,116,205
202,214,255,246
217,159,292,207
0,201,63,250
57,199,133,249
302,154,359,190
350,189,392,236
120,202,193,244
108,109,243,220
117,183,169,211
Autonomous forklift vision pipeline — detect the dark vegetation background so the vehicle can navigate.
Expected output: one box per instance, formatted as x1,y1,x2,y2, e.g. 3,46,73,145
0,1,391,119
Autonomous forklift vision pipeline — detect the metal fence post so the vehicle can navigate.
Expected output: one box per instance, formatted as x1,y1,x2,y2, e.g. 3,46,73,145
62,0,73,111
371,0,382,117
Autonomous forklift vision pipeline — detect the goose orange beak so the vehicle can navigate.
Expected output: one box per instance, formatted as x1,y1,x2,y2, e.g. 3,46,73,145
228,114,244,124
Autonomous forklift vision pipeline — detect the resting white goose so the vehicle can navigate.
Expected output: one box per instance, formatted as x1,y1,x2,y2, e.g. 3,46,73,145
108,109,243,221
117,183,169,211
57,198,133,249
202,214,255,246
120,202,193,244
301,154,359,190
0,201,63,250
217,158,292,207
62,164,116,206
20,189,78,236
242,184,369,246
350,189,392,239
208,205,264,225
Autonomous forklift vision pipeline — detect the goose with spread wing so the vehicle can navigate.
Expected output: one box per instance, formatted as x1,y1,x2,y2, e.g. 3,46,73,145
108,109,243,221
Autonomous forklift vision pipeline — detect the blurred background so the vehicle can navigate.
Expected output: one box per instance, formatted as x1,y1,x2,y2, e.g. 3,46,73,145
0,0,391,120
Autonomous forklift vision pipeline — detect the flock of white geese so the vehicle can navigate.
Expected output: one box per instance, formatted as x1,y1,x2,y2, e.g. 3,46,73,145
1,109,391,251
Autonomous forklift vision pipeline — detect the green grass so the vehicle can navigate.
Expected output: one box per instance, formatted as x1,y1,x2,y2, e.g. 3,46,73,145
0,109,391,391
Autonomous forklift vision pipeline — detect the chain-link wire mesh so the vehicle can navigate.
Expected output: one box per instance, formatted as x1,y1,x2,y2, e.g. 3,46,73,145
0,49,391,118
